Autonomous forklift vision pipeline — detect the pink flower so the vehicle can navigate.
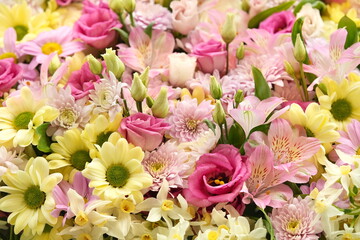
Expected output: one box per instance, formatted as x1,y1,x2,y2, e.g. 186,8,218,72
183,144,251,207
133,1,172,30
170,0,199,35
117,27,175,78
66,62,101,100
167,97,214,142
73,3,121,49
336,119,360,156
0,27,22,60
259,11,295,34
190,39,227,74
271,197,322,240
119,113,171,151
0,58,22,96
19,26,85,65
56,0,74,6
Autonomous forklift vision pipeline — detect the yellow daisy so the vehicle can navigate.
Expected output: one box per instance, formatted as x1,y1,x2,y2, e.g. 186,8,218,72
326,1,360,27
82,137,153,202
0,157,62,235
47,128,96,180
316,77,360,131
0,87,59,148
0,2,52,43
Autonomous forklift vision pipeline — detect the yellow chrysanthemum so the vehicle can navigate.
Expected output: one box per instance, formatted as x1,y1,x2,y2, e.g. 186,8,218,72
316,77,360,131
0,2,52,42
82,137,153,202
0,157,62,235
326,1,360,27
0,87,59,148
47,128,96,180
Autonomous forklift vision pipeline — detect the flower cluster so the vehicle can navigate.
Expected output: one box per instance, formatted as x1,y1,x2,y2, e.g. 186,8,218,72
0,0,360,239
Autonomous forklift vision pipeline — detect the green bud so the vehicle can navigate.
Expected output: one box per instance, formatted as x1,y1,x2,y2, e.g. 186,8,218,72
294,34,307,63
123,0,136,13
236,42,245,60
151,87,169,118
87,54,103,75
241,0,250,12
284,60,295,78
49,54,61,75
131,73,147,102
234,89,244,108
221,13,237,44
101,48,125,79
212,100,226,125
210,76,222,100
146,95,154,108
140,67,150,87
109,0,124,14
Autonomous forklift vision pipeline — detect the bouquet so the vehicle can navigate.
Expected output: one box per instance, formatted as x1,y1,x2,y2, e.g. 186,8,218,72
0,0,360,239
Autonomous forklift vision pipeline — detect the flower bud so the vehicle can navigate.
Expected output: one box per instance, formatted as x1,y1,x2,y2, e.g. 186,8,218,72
49,54,61,75
210,76,222,100
146,95,154,108
87,54,103,75
212,100,226,125
102,48,125,79
236,42,245,60
131,73,147,102
109,0,124,14
151,87,169,118
241,0,250,12
284,60,295,78
234,89,244,108
294,34,307,63
123,0,136,13
221,13,237,44
140,67,150,87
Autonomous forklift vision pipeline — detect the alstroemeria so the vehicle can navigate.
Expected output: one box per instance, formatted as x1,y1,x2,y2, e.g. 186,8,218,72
229,96,288,137
117,27,175,78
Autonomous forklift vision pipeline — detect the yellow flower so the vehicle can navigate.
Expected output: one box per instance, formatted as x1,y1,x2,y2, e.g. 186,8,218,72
47,128,96,180
316,77,360,130
0,157,62,235
0,87,59,148
0,2,52,42
82,137,153,202
326,1,360,27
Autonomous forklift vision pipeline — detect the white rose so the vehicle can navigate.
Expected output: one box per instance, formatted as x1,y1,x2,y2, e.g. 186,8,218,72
170,0,199,35
296,3,324,39
168,53,197,87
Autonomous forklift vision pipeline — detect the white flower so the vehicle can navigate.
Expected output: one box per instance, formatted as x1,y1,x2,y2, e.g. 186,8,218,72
156,217,190,240
296,3,324,40
0,146,25,180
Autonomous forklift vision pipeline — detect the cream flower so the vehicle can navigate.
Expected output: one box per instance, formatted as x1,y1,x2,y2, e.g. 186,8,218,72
0,87,59,148
0,157,62,235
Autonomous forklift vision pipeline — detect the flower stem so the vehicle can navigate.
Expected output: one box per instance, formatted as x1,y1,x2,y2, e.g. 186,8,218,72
129,12,135,27
226,43,230,75
136,101,143,113
299,63,309,101
224,119,229,141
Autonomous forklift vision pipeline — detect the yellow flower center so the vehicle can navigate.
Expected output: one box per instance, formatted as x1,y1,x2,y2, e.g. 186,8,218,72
77,233,92,240
41,42,63,55
356,148,360,155
315,200,327,213
340,165,352,175
106,164,130,188
141,234,153,240
218,225,229,232
330,99,352,121
286,220,301,234
14,25,28,41
161,200,174,211
171,234,182,240
120,199,135,213
342,233,356,240
14,112,34,130
23,185,46,209
96,132,112,147
0,52,17,62
59,108,76,128
208,230,219,240
70,150,92,171
186,119,198,131
151,162,165,173
75,211,88,226
208,173,230,186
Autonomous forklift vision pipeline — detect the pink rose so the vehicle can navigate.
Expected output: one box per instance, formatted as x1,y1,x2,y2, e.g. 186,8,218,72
170,0,199,35
190,39,227,74
66,62,101,100
0,58,22,96
119,113,171,151
259,11,295,34
183,144,250,207
73,4,121,49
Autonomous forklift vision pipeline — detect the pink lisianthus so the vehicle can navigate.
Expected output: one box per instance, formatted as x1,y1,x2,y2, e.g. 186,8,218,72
119,113,171,151
190,39,227,74
56,0,75,6
66,62,101,100
117,27,175,78
183,144,251,207
259,11,295,34
133,1,172,30
73,2,121,49
170,0,199,35
0,58,22,96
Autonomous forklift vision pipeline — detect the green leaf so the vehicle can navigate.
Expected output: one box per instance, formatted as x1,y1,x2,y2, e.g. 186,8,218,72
144,23,154,38
338,15,358,49
248,0,295,28
258,208,275,240
35,123,52,153
112,27,129,45
252,66,271,100
204,119,216,135
228,122,246,148
291,18,304,45
293,0,316,15
293,0,325,15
